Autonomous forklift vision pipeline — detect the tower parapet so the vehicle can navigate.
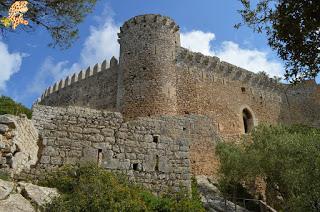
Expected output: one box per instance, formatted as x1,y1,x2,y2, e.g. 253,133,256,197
117,14,180,119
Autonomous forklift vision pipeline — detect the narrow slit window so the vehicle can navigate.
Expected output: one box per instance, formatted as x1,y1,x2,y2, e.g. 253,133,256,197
155,155,159,171
97,149,103,166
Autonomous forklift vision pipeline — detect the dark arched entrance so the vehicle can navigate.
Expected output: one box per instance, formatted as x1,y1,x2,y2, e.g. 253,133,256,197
242,108,254,133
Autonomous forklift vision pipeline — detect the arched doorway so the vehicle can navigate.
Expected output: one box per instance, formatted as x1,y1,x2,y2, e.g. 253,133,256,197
242,108,254,133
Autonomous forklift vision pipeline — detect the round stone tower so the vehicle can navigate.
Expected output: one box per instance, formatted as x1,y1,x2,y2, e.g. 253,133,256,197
117,14,180,119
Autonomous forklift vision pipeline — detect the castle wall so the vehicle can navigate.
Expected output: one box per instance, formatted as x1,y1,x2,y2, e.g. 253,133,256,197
175,48,288,136
283,80,320,127
28,105,222,192
40,59,119,111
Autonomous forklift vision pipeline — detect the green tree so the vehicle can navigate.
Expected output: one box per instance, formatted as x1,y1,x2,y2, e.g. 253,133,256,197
0,0,98,48
236,0,320,83
0,95,32,118
216,125,320,211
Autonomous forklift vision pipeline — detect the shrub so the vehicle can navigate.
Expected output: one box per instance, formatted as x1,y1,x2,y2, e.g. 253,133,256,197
40,164,205,212
0,96,32,118
216,124,320,211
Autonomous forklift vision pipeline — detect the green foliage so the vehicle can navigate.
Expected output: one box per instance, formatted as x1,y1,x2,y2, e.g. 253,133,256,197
0,0,98,49
237,0,320,83
0,170,10,181
40,164,205,212
0,96,32,118
216,124,320,211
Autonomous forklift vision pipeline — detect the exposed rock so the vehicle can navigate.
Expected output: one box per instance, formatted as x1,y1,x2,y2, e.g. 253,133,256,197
0,179,14,200
0,124,9,134
19,182,59,207
0,116,16,128
0,115,39,175
0,179,60,212
0,193,35,212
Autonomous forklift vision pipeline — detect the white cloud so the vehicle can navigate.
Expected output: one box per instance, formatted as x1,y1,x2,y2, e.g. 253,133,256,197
28,57,80,94
181,30,283,77
217,41,283,77
80,16,119,67
0,41,24,92
30,6,120,95
181,31,215,56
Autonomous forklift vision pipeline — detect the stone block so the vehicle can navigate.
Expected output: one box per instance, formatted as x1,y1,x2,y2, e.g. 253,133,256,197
81,147,98,163
43,146,59,157
83,128,101,134
103,158,119,169
50,156,62,165
101,128,114,137
119,161,130,170
40,156,50,164
159,156,171,173
143,155,156,172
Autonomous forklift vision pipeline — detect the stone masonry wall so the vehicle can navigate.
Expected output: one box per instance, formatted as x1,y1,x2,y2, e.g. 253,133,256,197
25,105,222,189
175,47,286,136
29,105,198,193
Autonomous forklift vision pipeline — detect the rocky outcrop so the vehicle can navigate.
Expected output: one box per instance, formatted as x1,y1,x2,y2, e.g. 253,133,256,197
0,114,39,175
0,194,34,212
0,179,59,212
19,182,59,208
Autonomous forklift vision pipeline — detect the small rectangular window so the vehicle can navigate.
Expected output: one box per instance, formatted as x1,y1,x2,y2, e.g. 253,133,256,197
133,163,138,171
241,87,246,93
153,135,159,143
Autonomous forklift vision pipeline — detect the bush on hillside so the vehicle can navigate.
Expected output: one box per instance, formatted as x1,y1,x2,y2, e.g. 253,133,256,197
216,124,320,211
40,164,205,212
0,96,32,118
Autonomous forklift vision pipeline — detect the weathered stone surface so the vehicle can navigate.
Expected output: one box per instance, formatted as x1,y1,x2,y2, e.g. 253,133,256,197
19,182,59,207
31,105,196,193
0,179,14,200
0,116,16,128
0,114,39,178
0,194,35,212
0,124,9,134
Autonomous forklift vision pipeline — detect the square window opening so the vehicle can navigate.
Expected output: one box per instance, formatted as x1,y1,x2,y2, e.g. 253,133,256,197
153,135,159,143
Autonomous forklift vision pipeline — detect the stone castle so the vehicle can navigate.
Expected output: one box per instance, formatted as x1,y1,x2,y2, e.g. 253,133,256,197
27,14,319,193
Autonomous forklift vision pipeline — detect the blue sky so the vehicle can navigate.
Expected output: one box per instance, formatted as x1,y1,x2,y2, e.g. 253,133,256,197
0,0,319,108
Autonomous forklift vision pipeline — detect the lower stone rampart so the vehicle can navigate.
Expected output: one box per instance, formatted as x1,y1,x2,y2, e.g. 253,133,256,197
21,105,221,193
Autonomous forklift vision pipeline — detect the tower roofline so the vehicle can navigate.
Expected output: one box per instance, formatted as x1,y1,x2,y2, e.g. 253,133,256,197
119,14,179,36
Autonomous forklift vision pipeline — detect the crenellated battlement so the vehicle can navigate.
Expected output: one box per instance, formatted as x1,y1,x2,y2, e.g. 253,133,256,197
118,14,179,38
176,47,285,93
40,57,118,102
